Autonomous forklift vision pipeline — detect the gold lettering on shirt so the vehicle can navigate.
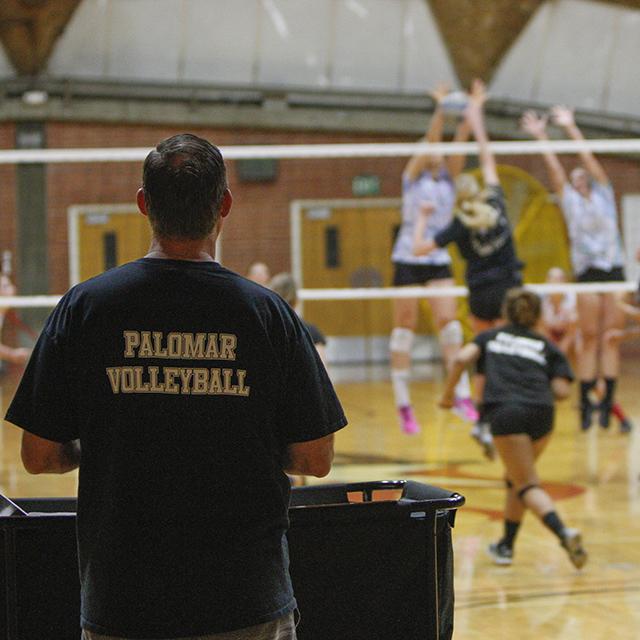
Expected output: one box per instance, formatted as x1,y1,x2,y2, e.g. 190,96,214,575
110,331,250,396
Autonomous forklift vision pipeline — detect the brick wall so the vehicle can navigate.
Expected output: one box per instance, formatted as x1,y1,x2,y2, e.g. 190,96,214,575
4,120,639,294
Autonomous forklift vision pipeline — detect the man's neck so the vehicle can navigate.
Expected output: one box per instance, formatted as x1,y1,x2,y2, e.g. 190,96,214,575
145,236,216,262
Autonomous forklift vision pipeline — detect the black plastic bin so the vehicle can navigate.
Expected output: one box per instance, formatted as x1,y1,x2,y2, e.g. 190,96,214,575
288,480,464,640
0,482,463,640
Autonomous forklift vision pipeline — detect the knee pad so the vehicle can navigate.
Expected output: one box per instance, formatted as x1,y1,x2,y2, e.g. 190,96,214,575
390,327,414,354
517,484,539,501
439,320,463,346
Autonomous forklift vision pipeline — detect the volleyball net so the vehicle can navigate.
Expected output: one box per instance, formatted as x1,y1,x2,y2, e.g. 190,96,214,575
1,137,639,315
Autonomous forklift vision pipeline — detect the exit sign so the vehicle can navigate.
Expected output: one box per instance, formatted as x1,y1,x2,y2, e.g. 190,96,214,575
352,174,380,196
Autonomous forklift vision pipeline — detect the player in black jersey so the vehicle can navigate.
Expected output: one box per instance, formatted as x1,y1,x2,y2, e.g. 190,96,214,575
439,288,587,568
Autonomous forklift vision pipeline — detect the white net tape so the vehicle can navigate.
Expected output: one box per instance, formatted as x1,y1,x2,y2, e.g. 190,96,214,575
1,281,636,308
1,138,640,164
1,137,638,307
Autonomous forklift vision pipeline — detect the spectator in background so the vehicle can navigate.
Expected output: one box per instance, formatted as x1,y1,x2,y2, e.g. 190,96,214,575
247,261,271,287
269,272,327,365
0,274,30,365
542,267,632,433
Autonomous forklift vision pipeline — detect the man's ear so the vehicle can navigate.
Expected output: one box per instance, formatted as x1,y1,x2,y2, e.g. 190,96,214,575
137,188,148,217
219,189,232,219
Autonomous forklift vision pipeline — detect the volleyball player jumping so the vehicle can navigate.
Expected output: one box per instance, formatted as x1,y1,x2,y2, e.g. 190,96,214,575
521,107,626,431
413,80,524,457
389,84,477,434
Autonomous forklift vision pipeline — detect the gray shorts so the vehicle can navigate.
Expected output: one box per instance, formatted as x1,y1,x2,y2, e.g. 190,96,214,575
81,612,297,640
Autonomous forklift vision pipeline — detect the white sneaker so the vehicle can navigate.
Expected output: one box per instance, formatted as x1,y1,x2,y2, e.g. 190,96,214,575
561,528,588,569
471,422,495,460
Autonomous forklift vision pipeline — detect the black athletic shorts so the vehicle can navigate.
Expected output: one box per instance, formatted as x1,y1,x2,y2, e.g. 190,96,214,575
577,266,625,283
484,403,554,441
468,276,522,321
392,262,453,286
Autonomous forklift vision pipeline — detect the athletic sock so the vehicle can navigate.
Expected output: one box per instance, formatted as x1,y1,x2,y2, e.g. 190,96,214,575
542,511,566,542
454,370,471,399
612,403,626,421
500,519,521,549
391,369,411,409
580,380,596,408
599,378,617,428
580,380,597,430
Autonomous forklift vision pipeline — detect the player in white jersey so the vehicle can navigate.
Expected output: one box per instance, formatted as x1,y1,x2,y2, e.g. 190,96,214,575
390,84,476,435
521,107,626,431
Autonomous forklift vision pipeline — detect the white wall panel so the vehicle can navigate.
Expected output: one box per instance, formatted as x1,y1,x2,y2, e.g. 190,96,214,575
183,0,258,84
332,0,405,91
47,0,110,78
534,0,617,110
257,0,332,87
403,0,457,92
106,0,181,81
606,9,640,118
490,1,552,102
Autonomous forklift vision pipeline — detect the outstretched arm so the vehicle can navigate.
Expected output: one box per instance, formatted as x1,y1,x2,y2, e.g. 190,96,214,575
404,84,449,182
464,79,498,186
520,110,567,196
552,106,608,185
445,118,471,178
445,81,485,178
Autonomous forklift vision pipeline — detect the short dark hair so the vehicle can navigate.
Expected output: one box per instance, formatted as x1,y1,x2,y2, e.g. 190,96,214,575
142,134,227,240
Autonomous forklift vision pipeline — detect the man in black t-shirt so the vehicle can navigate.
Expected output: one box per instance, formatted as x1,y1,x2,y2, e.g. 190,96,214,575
6,134,347,640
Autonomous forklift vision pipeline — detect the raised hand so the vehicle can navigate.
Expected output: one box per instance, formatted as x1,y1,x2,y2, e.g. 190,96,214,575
520,110,548,139
551,105,575,128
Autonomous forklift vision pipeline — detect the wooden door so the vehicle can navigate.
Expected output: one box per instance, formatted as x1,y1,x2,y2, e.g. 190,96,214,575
77,209,152,282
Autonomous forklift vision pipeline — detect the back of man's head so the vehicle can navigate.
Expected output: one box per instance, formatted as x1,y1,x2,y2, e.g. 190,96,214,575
142,134,227,240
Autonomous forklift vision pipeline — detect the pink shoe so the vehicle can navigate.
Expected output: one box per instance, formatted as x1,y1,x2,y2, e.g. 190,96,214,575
399,406,420,435
453,397,479,423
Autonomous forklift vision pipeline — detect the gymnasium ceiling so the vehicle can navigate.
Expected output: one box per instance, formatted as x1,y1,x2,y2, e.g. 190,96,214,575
1,0,639,125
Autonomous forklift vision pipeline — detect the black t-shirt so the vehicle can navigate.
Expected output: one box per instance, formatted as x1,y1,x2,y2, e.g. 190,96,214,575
6,258,347,638
434,185,522,287
474,324,573,406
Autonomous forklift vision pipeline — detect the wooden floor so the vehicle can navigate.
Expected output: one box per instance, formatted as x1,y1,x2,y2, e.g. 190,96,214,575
2,359,640,639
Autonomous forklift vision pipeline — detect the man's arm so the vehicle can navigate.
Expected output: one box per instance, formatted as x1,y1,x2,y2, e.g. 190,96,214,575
284,433,334,478
21,431,81,474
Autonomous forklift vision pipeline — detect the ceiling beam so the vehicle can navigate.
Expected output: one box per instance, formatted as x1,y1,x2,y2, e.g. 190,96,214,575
428,0,545,88
0,0,82,76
